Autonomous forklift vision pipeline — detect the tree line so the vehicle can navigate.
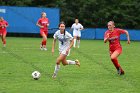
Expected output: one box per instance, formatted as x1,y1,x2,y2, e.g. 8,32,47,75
0,0,140,29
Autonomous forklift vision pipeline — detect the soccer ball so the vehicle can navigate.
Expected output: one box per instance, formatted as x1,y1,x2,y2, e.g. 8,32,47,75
31,71,41,80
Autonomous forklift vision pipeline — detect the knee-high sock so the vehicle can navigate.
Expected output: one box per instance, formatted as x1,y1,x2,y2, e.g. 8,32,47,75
41,40,46,46
67,60,76,65
73,39,76,47
43,40,46,46
3,39,6,45
111,58,120,70
54,65,60,74
77,40,80,48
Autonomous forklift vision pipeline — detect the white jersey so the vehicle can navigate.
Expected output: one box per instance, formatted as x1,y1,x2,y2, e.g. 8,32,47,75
71,23,83,37
53,30,73,54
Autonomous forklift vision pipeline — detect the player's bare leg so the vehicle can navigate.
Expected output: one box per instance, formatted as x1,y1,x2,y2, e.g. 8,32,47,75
2,34,6,47
41,33,47,50
73,36,77,48
77,37,80,48
52,54,64,79
111,51,124,75
62,57,80,67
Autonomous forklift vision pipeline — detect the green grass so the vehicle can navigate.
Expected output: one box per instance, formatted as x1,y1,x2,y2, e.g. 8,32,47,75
0,37,140,93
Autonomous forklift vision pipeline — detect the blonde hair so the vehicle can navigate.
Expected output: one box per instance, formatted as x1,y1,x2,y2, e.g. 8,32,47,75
108,21,115,25
41,12,46,17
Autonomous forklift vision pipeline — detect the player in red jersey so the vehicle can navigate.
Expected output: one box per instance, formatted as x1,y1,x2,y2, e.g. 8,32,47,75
36,12,49,50
104,21,130,75
0,17,9,47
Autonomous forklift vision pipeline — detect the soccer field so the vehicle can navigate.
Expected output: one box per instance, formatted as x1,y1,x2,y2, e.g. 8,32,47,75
0,37,140,93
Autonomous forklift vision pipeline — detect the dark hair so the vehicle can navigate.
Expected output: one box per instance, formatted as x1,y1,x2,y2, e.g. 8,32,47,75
59,21,66,45
59,21,66,36
58,21,65,27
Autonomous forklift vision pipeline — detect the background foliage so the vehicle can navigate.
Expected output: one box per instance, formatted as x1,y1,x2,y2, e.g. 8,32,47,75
0,0,140,29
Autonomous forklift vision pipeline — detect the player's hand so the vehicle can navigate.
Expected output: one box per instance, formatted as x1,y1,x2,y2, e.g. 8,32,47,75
127,40,130,44
4,25,7,27
40,26,44,28
46,23,49,27
66,48,70,55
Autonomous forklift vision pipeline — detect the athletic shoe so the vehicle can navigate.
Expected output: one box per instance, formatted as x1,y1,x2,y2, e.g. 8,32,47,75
77,46,80,48
117,67,125,75
43,48,47,51
40,45,43,50
3,44,6,47
52,73,57,79
75,59,80,67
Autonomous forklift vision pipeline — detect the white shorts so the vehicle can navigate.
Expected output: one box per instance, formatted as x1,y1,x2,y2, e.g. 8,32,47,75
59,49,70,56
73,30,81,37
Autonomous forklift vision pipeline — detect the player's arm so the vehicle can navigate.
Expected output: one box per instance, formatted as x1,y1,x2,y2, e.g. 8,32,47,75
46,23,49,27
5,22,9,28
70,24,74,31
52,38,56,55
66,38,74,54
104,38,109,43
70,28,73,31
104,33,109,43
46,20,49,27
36,21,43,28
124,30,130,44
79,24,84,31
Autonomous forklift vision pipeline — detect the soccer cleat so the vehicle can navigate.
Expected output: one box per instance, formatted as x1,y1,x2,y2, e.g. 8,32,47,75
40,45,43,50
77,46,80,48
117,67,125,75
75,59,80,67
52,73,57,79
43,48,47,51
3,44,6,47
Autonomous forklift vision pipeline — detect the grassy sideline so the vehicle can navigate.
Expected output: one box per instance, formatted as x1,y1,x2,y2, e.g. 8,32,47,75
0,37,140,93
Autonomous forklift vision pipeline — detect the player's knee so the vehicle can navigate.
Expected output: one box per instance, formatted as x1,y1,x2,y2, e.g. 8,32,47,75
56,59,61,65
56,61,60,65
110,56,116,60
43,37,47,40
62,62,67,66
62,61,68,66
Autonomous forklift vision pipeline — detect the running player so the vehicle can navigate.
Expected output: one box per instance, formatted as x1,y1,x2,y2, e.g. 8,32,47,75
71,18,84,48
36,12,49,50
0,17,9,47
104,21,130,75
52,22,80,78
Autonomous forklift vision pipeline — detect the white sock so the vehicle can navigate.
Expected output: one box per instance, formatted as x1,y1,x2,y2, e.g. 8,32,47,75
54,65,60,74
73,39,76,47
67,60,76,65
67,49,71,56
77,40,80,48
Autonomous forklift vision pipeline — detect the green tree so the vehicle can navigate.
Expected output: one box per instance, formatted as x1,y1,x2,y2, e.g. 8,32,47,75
0,0,140,29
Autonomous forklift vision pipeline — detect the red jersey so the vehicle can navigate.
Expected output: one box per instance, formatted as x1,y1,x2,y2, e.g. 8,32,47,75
0,20,8,32
37,18,49,31
104,28,126,51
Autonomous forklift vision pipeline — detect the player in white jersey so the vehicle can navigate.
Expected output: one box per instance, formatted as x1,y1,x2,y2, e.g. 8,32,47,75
52,22,80,78
71,18,84,48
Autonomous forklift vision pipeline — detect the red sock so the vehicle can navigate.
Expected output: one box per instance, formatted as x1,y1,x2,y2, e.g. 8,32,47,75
42,40,46,47
44,40,46,46
41,41,43,46
3,39,6,45
41,40,44,46
111,58,120,70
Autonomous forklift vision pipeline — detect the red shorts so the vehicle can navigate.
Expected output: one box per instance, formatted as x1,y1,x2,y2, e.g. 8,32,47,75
0,30,7,36
110,48,122,55
40,30,48,37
